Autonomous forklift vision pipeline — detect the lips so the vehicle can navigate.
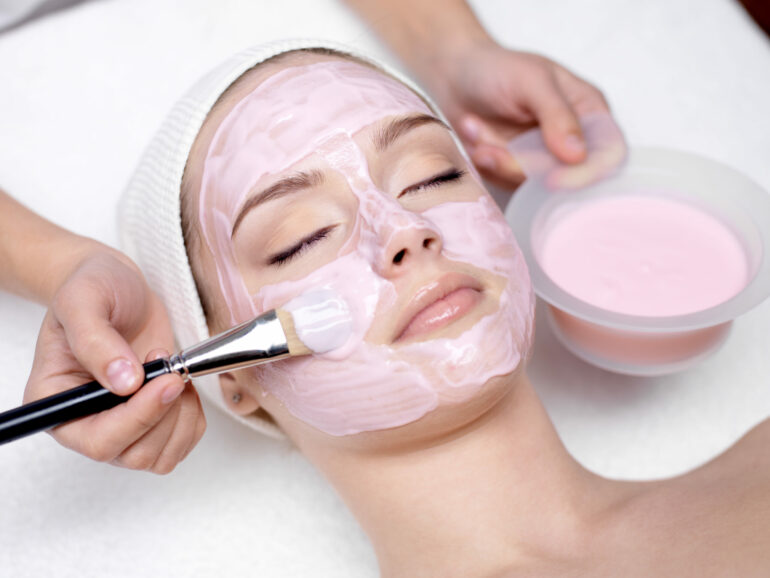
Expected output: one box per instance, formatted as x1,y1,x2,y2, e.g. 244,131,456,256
393,273,484,343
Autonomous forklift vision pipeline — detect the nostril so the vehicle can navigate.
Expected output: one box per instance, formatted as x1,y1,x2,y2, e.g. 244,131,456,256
393,249,406,264
423,238,432,249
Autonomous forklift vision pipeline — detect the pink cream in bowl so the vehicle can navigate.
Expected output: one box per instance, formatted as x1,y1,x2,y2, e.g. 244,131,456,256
506,131,770,375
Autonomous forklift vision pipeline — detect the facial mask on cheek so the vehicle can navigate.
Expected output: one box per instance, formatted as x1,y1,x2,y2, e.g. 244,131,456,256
198,60,534,436
257,193,534,434
198,60,433,325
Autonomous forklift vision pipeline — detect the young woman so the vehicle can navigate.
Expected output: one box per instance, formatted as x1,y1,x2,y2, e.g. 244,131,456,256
121,42,770,577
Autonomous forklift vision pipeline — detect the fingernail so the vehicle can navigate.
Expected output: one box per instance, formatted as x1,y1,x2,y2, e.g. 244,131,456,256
161,381,185,405
565,134,586,154
501,154,524,176
148,348,169,362
476,154,496,171
461,117,481,142
106,358,139,395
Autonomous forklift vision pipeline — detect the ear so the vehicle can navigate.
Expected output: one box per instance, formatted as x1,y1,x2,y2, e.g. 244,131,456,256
218,372,261,416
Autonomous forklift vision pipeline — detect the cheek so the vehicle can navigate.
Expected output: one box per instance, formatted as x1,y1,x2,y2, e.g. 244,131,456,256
255,249,394,359
250,248,431,437
250,194,535,438
211,120,533,436
425,193,521,274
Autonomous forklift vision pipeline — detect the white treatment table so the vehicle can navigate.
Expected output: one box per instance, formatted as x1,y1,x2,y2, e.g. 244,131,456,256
1,1,768,575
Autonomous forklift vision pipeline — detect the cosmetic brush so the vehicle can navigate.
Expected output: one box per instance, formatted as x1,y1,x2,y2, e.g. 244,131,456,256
0,297,350,445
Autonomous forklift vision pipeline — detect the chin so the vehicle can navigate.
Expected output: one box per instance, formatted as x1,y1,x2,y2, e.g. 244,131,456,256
393,369,524,448
254,275,535,449
274,366,526,454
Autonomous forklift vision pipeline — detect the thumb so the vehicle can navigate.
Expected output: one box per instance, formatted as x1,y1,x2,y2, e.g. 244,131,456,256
53,278,144,396
527,83,587,164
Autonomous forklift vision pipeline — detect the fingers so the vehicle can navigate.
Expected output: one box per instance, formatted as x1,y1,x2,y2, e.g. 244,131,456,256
112,399,181,471
114,385,205,474
118,347,204,474
553,66,611,115
26,248,196,474
442,47,617,185
49,346,205,474
545,134,628,190
469,143,528,190
184,409,207,461
52,371,185,462
523,76,587,165
459,114,527,189
52,269,145,396
459,114,508,149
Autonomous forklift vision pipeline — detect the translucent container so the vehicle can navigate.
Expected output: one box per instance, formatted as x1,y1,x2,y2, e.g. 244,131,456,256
505,147,770,376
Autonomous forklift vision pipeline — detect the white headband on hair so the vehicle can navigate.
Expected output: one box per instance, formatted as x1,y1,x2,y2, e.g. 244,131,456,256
119,39,449,438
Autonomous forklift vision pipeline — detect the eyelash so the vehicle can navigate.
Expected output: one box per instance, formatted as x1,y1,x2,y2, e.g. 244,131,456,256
398,168,467,198
267,169,465,267
269,225,336,267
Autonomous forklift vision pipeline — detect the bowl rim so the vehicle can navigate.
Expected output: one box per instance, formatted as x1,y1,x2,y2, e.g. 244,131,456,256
505,146,770,333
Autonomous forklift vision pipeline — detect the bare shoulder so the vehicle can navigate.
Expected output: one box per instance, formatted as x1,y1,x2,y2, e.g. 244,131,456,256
692,417,770,537
700,417,770,480
620,418,770,575
488,422,770,578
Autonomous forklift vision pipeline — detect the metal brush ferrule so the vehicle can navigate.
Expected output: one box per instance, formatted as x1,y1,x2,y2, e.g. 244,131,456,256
169,310,290,380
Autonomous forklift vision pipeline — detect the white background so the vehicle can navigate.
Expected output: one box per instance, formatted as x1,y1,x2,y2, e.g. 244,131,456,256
0,1,768,576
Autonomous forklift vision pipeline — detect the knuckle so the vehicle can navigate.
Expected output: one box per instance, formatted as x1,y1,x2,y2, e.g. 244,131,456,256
76,331,104,354
521,52,548,69
151,461,176,476
84,438,117,463
132,410,162,433
48,428,76,451
53,277,97,311
527,66,553,88
23,377,41,403
50,288,74,317
122,448,158,471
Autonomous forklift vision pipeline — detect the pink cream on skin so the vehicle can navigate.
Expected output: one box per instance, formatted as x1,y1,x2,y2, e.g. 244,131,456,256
198,61,534,436
540,195,749,316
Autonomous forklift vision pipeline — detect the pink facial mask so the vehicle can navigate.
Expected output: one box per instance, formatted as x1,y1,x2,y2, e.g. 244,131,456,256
199,60,534,435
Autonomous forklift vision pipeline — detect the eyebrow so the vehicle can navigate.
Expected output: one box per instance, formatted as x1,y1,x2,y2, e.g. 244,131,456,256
231,169,325,238
373,113,451,153
229,114,450,238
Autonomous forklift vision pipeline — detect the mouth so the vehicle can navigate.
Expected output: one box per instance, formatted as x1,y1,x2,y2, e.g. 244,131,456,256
393,272,484,343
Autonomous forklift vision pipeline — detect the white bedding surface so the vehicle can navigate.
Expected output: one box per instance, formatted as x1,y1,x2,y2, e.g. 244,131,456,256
0,1,768,576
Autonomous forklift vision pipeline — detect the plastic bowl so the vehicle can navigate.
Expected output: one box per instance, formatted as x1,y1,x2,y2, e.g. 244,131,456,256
505,147,770,376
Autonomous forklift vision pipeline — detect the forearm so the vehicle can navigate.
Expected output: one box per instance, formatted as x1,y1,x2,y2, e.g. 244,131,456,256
345,0,493,86
0,190,103,304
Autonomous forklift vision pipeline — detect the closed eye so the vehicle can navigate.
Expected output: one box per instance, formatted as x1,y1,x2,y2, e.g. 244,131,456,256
268,225,337,266
398,168,467,198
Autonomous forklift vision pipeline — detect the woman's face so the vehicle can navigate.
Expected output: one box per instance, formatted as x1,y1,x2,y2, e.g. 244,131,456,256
188,53,534,444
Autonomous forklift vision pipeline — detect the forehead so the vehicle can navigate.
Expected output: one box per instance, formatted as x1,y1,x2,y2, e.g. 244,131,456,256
197,55,434,221
211,53,431,134
215,59,431,169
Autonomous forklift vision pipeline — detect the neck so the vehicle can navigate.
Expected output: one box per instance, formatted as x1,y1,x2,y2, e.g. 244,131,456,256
298,374,626,577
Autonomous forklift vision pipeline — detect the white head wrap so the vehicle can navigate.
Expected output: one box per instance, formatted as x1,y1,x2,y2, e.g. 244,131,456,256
119,39,445,438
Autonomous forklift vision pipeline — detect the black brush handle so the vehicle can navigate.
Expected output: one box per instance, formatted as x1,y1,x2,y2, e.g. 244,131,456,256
0,358,172,446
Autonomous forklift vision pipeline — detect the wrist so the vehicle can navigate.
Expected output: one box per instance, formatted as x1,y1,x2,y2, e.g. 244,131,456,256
416,34,497,94
349,0,496,92
0,191,119,304
43,235,116,305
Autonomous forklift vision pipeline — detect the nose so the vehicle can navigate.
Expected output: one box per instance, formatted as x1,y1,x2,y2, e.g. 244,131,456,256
376,216,442,278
